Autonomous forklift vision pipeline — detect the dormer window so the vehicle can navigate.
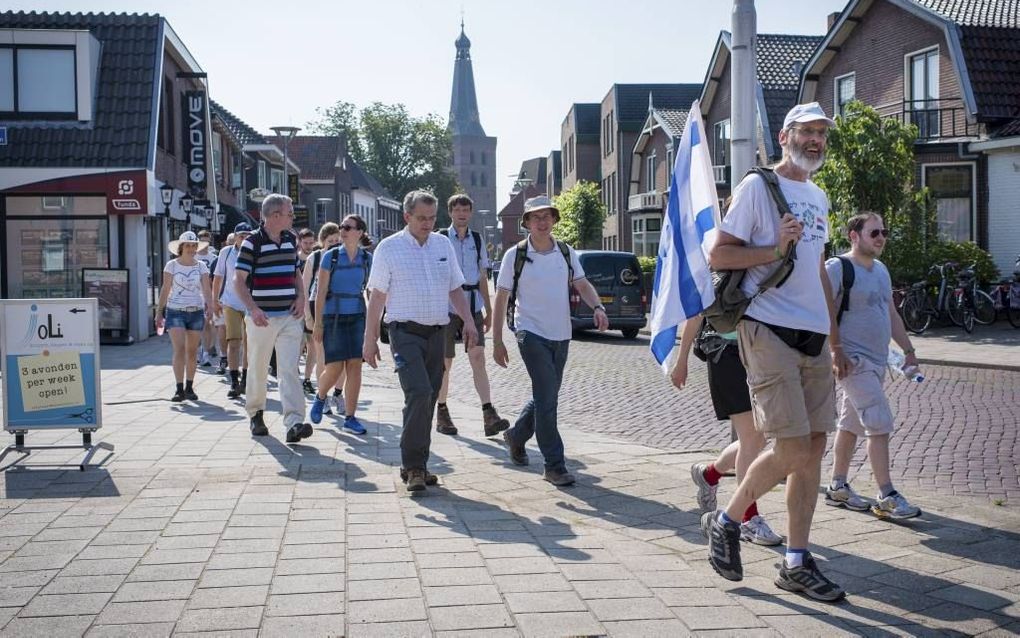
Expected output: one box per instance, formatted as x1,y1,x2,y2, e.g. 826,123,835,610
0,29,100,121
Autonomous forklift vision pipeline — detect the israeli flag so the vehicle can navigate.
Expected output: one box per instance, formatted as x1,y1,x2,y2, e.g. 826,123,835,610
649,100,721,372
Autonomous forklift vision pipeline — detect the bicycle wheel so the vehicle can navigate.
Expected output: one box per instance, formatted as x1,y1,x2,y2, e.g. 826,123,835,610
973,290,997,325
1008,302,1020,329
946,290,964,326
900,292,931,334
963,308,975,333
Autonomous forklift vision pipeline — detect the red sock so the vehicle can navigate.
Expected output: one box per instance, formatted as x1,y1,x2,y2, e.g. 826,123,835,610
743,501,759,523
703,464,723,486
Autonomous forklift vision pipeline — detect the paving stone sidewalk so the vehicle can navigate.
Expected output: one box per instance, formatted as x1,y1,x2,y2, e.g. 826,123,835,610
0,338,1016,636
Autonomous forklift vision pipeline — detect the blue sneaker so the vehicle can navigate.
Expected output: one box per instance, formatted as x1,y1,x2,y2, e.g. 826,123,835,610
310,396,325,424
343,415,366,435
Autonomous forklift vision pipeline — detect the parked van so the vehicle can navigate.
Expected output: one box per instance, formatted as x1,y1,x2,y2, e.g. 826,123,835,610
571,250,646,339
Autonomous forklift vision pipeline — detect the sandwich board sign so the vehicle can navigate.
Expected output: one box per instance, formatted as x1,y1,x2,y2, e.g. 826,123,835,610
0,298,112,469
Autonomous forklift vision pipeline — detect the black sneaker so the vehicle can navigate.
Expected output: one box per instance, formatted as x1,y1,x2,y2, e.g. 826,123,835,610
227,381,242,399
184,388,198,401
701,510,743,581
502,430,528,466
170,389,186,403
775,552,846,602
285,423,313,443
302,379,315,394
250,411,268,436
400,468,439,486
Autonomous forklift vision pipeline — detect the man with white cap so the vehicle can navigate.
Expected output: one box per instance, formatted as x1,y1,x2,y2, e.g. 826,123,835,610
491,195,608,487
701,102,849,602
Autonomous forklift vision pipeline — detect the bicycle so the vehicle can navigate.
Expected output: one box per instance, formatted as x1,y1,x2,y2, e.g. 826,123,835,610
990,254,1020,329
900,262,958,334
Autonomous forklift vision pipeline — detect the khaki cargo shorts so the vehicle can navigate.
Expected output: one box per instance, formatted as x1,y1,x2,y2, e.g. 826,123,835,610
837,357,895,437
224,306,247,342
736,320,836,439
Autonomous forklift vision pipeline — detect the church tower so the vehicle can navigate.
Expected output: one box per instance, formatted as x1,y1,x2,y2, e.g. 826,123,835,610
449,20,497,234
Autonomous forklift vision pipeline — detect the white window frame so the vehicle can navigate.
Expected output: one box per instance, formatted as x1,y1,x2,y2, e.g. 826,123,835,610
0,29,99,120
834,71,856,118
257,160,267,189
904,46,940,137
270,168,284,193
713,120,730,167
646,151,656,193
921,161,976,242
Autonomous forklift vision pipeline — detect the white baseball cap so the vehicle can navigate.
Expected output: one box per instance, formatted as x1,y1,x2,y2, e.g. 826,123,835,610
783,102,836,130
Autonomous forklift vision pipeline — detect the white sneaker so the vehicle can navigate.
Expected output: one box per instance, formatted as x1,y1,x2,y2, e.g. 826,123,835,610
740,515,784,546
330,394,343,415
825,483,870,512
872,492,921,520
689,462,718,512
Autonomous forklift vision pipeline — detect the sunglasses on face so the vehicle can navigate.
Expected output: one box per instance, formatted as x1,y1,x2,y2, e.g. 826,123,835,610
868,229,890,239
340,224,360,232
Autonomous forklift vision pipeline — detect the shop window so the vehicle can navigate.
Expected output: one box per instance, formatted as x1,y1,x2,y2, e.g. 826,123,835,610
4,196,109,299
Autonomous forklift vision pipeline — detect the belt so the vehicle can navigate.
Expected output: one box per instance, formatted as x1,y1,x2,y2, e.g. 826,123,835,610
388,321,444,338
168,305,203,312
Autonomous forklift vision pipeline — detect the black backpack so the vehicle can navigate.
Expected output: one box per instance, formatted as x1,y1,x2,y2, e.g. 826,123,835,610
506,239,573,332
835,255,855,325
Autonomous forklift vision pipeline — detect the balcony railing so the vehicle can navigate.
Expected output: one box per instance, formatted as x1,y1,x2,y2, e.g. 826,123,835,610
713,165,730,185
627,191,662,212
879,99,981,141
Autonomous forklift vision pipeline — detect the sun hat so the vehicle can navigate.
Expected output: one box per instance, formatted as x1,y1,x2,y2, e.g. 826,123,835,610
521,195,559,227
783,102,836,130
168,230,209,256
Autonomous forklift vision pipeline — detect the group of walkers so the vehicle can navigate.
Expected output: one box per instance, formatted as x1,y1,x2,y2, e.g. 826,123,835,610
153,101,923,605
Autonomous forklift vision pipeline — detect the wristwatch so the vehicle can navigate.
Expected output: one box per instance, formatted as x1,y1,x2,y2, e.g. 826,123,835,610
594,304,606,312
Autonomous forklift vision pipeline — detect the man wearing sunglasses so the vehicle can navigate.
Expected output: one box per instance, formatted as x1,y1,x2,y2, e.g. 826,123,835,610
703,102,847,603
824,213,921,520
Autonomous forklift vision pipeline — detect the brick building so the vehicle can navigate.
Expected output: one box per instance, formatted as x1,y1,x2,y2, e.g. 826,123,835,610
560,103,602,192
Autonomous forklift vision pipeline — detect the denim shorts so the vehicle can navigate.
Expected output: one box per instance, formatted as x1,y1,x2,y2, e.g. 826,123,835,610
165,307,205,331
323,313,366,363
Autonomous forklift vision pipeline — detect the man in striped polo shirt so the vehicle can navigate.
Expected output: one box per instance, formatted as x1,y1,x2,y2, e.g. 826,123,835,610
233,194,312,443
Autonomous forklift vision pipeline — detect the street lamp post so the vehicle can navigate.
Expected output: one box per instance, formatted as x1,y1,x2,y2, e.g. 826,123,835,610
179,193,194,229
270,126,301,200
159,183,174,217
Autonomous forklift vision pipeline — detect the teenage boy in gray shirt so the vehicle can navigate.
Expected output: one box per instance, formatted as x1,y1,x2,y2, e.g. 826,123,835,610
824,212,921,520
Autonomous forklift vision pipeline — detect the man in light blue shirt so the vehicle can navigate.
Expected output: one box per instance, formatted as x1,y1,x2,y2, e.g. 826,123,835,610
434,194,510,438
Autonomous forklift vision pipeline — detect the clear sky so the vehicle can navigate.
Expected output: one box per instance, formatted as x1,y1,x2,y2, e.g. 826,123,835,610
13,0,848,206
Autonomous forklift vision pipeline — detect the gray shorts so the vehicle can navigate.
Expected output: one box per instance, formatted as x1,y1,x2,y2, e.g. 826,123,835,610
444,312,485,358
837,357,895,437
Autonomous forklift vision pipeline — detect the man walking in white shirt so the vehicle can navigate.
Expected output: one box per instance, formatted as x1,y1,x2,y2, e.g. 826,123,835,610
363,190,478,492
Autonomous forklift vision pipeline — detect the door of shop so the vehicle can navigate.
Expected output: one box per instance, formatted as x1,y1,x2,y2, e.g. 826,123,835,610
145,216,165,335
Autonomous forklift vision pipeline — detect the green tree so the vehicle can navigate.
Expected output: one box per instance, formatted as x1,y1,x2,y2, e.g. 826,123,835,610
553,181,606,249
308,101,460,226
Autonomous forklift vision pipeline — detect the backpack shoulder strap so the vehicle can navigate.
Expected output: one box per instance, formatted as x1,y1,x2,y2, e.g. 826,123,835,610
836,256,855,324
360,248,372,292
438,228,449,237
746,167,793,220
555,240,574,285
507,240,531,331
472,230,483,271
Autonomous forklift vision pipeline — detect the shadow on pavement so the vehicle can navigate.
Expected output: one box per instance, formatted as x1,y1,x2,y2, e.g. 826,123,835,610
3,468,119,499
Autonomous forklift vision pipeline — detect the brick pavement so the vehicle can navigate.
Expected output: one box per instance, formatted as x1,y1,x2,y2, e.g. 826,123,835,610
0,338,1015,636
448,328,1020,504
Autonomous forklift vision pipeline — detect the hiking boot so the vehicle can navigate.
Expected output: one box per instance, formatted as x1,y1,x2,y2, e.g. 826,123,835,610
435,404,458,436
342,415,367,435
740,515,784,546
482,405,511,437
690,462,718,512
400,468,439,486
239,371,247,394
405,469,428,492
285,422,313,444
302,379,315,394
250,411,268,436
701,510,743,581
543,469,576,487
184,387,199,401
503,430,528,466
309,395,326,424
227,380,242,399
872,492,921,520
825,483,870,512
775,551,846,602
170,388,186,403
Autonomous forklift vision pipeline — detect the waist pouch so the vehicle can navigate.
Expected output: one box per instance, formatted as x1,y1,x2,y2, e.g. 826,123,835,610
746,317,827,357
389,321,444,339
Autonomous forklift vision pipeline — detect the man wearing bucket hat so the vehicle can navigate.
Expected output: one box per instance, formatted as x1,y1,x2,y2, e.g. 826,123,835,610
211,222,254,399
700,102,848,603
156,231,214,402
233,194,312,444
491,195,608,487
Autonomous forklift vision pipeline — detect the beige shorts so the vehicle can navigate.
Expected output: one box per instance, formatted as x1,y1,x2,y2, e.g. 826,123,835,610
736,320,836,439
224,307,247,342
444,312,486,358
837,357,895,437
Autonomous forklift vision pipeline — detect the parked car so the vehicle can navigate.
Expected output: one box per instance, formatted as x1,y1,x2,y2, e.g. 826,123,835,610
571,250,647,339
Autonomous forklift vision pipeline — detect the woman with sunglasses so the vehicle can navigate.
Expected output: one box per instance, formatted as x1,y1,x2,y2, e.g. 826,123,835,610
156,231,214,402
310,215,373,434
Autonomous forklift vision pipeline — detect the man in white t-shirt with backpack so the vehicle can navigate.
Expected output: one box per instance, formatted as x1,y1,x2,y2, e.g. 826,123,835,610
491,195,608,487
212,222,253,400
701,103,849,603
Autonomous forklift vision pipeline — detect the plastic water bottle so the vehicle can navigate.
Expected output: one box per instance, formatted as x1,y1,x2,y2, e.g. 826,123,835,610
887,348,923,382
